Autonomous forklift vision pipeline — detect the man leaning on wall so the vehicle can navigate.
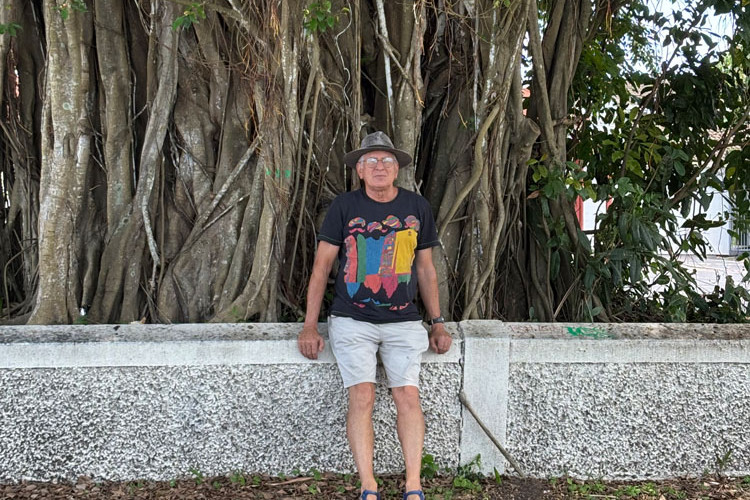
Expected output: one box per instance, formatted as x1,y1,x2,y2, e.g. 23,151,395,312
298,131,452,500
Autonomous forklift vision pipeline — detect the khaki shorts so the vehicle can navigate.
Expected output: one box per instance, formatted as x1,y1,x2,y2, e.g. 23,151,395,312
328,315,429,388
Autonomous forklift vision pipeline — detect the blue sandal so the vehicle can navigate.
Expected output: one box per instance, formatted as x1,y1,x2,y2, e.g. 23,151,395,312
403,490,425,500
360,489,381,500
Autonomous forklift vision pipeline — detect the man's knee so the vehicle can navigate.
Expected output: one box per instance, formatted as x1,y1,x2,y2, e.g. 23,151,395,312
391,385,421,413
348,383,376,413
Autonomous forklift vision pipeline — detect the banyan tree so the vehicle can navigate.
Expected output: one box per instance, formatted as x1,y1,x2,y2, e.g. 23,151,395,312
1,0,748,324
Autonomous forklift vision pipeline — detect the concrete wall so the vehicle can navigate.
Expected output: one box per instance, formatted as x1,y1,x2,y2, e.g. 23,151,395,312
1,322,748,482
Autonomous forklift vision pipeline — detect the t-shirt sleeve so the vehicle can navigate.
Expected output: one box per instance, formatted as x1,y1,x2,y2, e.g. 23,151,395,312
416,200,440,250
317,196,344,246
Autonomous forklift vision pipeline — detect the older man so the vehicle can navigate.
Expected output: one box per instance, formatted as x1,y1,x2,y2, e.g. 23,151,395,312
298,131,452,500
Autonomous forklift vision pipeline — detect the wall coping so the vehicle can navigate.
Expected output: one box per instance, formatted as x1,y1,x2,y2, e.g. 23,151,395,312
2,321,747,369
2,320,749,344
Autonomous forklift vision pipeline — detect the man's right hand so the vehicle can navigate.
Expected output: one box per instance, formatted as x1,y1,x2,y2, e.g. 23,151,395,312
298,325,325,360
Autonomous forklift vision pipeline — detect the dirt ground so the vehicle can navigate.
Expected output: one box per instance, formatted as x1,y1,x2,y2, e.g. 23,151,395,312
2,473,749,499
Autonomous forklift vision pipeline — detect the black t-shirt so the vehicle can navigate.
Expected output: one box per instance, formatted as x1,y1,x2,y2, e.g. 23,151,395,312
318,188,440,323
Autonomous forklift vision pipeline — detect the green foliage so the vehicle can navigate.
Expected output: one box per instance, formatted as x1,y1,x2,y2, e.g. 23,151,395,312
172,3,206,31
452,455,482,492
303,1,347,34
309,467,322,481
685,276,750,323
493,467,502,485
56,0,87,20
189,467,204,485
529,159,597,203
229,471,246,486
714,449,734,475
421,453,440,479
126,481,145,495
614,484,645,497
566,477,592,495
0,22,21,36
550,0,750,323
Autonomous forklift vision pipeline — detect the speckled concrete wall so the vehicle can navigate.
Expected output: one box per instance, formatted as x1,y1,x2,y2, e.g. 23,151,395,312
507,363,749,479
460,321,750,480
0,324,462,482
1,322,749,482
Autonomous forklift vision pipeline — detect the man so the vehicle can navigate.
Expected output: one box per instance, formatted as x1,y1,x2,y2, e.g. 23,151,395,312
298,131,452,500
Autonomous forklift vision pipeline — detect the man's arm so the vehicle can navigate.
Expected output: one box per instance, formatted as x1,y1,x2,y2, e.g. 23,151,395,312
415,247,452,355
298,241,339,360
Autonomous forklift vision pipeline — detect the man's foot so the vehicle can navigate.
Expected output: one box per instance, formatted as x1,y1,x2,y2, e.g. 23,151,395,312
360,489,381,500
403,490,425,500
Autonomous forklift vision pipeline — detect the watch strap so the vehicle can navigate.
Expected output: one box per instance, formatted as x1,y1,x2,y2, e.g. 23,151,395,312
428,316,445,326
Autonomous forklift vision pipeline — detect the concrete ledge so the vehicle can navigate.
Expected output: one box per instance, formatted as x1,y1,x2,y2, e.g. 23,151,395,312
1,322,748,482
0,323,461,368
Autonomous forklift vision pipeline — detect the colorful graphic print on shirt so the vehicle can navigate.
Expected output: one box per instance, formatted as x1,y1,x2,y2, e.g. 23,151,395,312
343,214,421,310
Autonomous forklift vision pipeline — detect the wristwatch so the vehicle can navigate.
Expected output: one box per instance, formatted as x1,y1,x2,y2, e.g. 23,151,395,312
428,316,445,326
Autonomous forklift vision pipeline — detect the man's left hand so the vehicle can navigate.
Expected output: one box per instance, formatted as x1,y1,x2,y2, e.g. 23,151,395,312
429,324,452,354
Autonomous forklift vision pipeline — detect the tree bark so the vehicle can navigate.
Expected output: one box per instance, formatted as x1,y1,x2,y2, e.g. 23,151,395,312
29,0,95,324
90,0,179,323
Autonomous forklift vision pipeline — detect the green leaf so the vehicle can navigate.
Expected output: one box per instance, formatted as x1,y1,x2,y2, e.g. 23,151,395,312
494,467,502,484
617,213,629,240
584,265,596,290
543,178,566,198
625,156,643,177
577,229,592,254
610,262,622,285
655,274,670,285
615,177,633,196
610,248,625,261
550,251,561,280
628,255,642,283
673,161,685,176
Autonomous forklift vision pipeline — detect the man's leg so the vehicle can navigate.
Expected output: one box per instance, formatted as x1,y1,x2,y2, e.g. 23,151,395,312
391,385,424,496
348,382,378,498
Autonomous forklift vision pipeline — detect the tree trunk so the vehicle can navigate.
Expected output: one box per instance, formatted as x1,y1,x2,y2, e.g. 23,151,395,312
29,0,95,324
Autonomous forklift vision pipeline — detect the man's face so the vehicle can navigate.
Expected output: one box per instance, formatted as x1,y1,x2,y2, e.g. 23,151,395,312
356,151,399,189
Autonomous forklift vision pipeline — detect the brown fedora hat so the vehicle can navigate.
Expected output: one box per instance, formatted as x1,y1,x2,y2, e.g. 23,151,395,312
343,131,412,168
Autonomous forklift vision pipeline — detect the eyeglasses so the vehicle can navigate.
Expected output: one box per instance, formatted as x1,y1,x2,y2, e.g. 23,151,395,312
359,157,397,169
